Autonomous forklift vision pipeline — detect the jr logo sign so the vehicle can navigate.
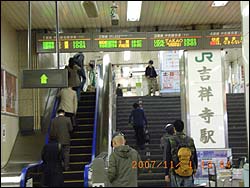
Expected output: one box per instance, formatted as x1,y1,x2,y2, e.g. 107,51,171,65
195,52,213,62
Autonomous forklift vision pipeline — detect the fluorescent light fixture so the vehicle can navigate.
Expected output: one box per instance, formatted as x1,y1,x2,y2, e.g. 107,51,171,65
211,1,229,7
242,4,249,17
124,51,131,61
1,176,21,183
127,1,142,21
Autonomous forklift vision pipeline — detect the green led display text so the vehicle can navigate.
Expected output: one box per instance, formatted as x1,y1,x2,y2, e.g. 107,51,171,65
153,38,198,48
42,41,54,49
73,40,86,49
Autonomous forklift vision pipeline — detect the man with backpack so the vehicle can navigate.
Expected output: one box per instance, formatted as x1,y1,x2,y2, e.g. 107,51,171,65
73,52,87,93
163,120,198,187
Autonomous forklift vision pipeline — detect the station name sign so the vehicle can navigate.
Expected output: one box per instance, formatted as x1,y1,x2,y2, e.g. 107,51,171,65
36,29,242,53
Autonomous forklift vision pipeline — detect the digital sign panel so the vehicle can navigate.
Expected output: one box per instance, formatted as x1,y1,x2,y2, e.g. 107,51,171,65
36,33,92,53
92,32,147,51
204,30,242,49
147,31,203,50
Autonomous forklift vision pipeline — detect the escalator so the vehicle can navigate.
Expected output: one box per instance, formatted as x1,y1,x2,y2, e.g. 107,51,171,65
63,92,96,187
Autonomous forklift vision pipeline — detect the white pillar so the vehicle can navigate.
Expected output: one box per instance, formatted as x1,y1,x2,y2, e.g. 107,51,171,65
241,1,249,157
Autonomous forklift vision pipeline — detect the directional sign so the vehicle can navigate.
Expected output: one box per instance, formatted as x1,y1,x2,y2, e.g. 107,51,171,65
40,74,48,84
21,69,68,88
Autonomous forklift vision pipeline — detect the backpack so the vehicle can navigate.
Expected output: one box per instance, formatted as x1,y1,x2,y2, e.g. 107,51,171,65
73,53,87,83
170,136,193,177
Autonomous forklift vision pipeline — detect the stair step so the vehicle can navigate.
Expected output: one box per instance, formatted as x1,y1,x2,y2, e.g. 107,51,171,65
63,171,84,180
138,179,166,187
64,179,84,187
71,132,93,139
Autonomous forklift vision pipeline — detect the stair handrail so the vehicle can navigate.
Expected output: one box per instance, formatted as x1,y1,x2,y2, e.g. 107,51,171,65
20,88,60,187
84,64,101,187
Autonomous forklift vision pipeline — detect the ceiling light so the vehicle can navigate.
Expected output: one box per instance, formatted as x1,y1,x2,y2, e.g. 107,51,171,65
81,1,99,18
211,1,229,7
242,4,249,17
127,1,142,21
1,176,21,183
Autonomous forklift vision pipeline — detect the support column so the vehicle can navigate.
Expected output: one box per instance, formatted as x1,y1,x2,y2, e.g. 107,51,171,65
241,1,249,157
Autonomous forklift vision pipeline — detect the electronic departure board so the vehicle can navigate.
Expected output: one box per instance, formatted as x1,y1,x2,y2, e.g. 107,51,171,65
92,32,147,51
204,30,242,49
147,31,203,50
36,33,92,53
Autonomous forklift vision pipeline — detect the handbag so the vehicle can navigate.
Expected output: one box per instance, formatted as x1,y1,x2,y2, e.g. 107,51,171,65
144,126,150,144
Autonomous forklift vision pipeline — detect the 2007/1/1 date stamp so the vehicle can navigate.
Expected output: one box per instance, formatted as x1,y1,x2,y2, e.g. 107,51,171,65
132,161,168,169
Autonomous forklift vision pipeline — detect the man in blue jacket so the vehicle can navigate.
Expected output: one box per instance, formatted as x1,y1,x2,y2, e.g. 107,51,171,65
129,103,148,150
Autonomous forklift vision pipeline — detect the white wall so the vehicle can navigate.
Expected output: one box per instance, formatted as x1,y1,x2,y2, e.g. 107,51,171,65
1,16,19,167
241,1,249,156
1,17,19,167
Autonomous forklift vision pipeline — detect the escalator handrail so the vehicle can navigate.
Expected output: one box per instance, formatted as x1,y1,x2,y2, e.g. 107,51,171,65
20,89,60,187
84,65,101,187
45,93,60,144
91,65,100,162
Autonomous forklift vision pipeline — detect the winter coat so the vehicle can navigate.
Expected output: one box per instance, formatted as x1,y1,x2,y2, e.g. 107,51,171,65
68,64,81,87
108,145,141,187
41,141,64,187
50,115,73,145
57,87,78,114
129,108,147,127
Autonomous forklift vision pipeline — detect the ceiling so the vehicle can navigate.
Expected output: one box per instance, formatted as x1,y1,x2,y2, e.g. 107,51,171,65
1,1,242,31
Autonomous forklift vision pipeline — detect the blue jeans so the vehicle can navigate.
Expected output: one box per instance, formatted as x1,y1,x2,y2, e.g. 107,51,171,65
170,174,194,187
73,86,81,101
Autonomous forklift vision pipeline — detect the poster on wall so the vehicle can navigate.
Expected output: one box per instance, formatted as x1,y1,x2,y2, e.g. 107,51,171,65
161,71,180,92
194,148,232,184
159,51,180,93
186,50,226,149
2,70,18,114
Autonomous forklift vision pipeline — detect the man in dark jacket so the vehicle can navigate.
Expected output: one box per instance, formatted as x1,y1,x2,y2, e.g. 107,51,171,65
129,103,148,149
50,109,73,171
116,83,123,96
41,135,64,187
145,60,158,96
73,52,87,92
164,120,198,187
108,132,141,187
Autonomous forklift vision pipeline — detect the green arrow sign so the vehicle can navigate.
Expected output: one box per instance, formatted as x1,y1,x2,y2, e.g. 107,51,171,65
40,74,48,84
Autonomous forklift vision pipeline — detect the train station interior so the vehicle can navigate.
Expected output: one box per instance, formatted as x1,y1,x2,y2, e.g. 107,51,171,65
1,1,249,187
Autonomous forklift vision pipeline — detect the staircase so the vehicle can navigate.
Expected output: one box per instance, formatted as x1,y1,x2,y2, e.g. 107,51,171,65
116,96,181,187
226,93,248,166
63,92,96,187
